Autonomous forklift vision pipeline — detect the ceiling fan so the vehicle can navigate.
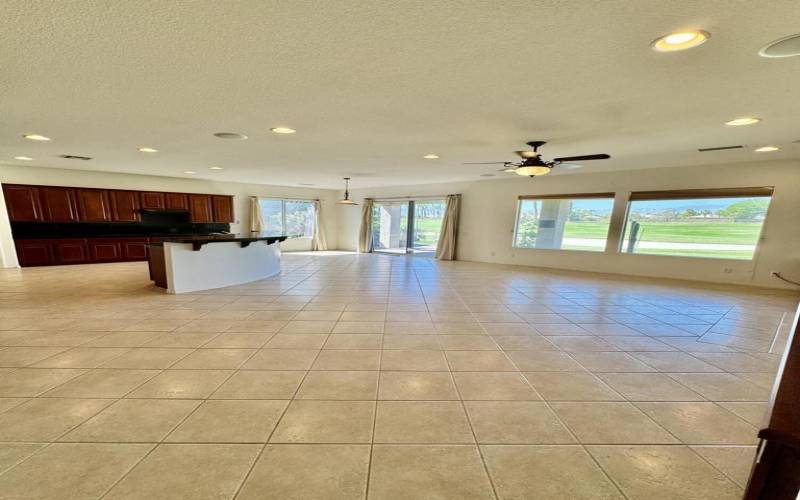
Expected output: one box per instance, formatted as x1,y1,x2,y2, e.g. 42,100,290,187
464,141,610,177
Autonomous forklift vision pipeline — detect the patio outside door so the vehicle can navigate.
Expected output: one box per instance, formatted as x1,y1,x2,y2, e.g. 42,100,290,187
372,199,446,257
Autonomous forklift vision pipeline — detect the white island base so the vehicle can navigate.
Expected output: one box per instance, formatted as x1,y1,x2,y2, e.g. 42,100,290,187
161,239,282,294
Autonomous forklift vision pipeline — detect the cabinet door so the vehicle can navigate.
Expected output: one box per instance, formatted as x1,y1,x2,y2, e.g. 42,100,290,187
76,189,112,221
140,191,166,209
110,190,141,222
15,240,55,266
212,196,234,223
121,238,149,260
53,239,89,264
165,192,189,211
88,239,122,261
40,187,78,222
188,194,213,222
2,185,42,221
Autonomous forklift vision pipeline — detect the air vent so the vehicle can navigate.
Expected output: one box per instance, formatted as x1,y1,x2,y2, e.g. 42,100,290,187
697,145,744,152
58,154,93,160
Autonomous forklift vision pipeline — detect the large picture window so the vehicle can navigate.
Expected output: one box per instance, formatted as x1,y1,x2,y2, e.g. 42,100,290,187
621,188,773,260
513,194,615,251
258,198,315,237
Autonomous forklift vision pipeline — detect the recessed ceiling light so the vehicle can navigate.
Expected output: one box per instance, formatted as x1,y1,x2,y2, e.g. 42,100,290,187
754,146,779,152
423,154,440,159
183,171,196,174
270,127,296,134
138,147,158,153
725,117,761,126
213,132,248,140
14,156,33,161
652,30,710,52
23,134,51,141
209,166,224,170
759,33,800,58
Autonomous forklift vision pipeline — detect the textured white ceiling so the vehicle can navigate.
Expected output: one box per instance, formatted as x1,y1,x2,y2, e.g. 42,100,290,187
1,0,799,189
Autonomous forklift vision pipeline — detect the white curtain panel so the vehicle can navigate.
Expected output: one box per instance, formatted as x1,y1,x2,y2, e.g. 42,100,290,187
312,200,328,251
249,197,264,232
435,194,461,260
358,198,374,253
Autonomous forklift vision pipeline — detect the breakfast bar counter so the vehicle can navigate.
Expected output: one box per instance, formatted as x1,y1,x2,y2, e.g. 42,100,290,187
148,233,287,294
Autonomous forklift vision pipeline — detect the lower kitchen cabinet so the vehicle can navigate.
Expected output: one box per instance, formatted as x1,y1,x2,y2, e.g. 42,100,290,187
15,240,56,266
15,237,152,267
53,239,90,264
88,239,123,261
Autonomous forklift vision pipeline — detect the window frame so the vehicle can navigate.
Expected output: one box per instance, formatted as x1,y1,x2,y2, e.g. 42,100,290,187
258,197,316,238
511,192,617,252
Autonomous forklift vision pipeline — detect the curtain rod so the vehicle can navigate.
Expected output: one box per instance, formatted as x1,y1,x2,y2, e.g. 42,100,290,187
370,194,459,201
251,195,320,202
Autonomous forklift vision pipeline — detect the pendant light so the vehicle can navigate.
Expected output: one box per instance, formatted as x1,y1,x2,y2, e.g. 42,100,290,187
337,177,358,205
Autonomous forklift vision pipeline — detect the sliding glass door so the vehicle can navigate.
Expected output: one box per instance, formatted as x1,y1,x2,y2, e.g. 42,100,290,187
372,199,445,256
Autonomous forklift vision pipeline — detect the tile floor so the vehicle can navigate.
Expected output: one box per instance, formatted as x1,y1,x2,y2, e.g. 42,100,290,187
0,252,797,499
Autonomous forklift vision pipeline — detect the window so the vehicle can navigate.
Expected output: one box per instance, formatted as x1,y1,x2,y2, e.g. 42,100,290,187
621,188,773,260
258,198,315,237
513,194,615,251
370,199,446,256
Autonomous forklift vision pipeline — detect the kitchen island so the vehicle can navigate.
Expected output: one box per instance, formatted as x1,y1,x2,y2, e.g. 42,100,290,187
148,233,288,293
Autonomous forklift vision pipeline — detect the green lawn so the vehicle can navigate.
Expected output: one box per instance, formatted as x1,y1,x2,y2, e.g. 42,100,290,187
564,221,762,244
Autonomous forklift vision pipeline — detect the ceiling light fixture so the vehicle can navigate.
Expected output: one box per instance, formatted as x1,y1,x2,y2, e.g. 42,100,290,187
14,156,33,161
138,147,158,153
209,166,224,170
23,134,51,141
270,127,296,134
423,154,440,159
725,117,761,126
213,132,248,140
754,146,779,152
336,177,358,205
759,33,800,58
183,171,196,174
652,30,710,52
515,166,551,176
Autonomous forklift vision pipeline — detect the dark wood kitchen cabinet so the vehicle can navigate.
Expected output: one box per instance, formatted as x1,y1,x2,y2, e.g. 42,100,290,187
76,189,112,222
188,194,214,222
14,239,55,266
40,187,78,222
53,239,90,264
165,192,189,211
3,184,42,221
110,190,141,222
212,195,234,223
121,238,149,260
139,191,166,209
88,239,123,261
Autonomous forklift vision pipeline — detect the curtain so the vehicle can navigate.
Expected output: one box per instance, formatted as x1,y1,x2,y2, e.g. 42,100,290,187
435,194,461,260
311,200,328,251
249,197,263,232
358,198,374,253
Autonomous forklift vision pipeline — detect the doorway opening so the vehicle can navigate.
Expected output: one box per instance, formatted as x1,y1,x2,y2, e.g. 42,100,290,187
371,199,446,257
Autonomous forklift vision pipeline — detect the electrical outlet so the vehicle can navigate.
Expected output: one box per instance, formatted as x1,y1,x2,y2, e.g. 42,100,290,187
722,267,733,274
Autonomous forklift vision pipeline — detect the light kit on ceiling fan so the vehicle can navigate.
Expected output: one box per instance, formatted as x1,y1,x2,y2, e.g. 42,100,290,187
337,177,358,205
463,141,611,178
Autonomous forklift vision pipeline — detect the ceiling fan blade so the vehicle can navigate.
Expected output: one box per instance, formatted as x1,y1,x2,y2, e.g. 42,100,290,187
553,154,610,162
462,161,510,165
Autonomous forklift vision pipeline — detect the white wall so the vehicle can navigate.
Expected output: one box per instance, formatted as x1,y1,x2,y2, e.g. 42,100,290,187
0,165,339,267
337,159,800,290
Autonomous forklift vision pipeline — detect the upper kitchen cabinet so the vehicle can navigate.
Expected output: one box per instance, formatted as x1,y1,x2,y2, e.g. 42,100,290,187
110,190,141,222
3,184,42,221
75,189,112,222
40,186,78,222
165,192,189,211
212,196,234,223
139,191,166,209
188,194,214,223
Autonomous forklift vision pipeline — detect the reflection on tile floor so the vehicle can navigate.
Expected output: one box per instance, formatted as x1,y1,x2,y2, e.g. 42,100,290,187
0,252,797,499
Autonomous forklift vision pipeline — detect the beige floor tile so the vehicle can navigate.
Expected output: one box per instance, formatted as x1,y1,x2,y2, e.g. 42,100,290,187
30,347,131,368
0,367,87,397
631,352,723,372
0,346,69,367
0,397,29,414
437,335,497,350
0,443,45,472
127,370,232,399
570,352,656,372
248,310,297,321
311,349,380,370
166,400,288,443
379,371,459,400
296,370,378,400
264,333,328,349
83,331,162,348
143,333,219,348
174,319,237,333
293,310,342,321
636,402,758,444
242,348,319,370
547,336,619,352
690,352,778,372
340,311,386,322
374,401,474,443
492,334,558,350
0,398,113,441
279,321,336,334
465,401,575,444
381,349,449,371
211,370,305,399
717,401,768,426
597,373,705,401
369,445,495,500
525,372,624,401
0,443,153,500
453,371,540,400
381,334,440,350
384,321,436,334
270,400,375,443
588,445,742,499
324,333,383,349
61,399,201,442
332,322,385,334
435,322,485,334
201,333,272,348
445,350,517,371
104,443,260,500
482,445,624,499
667,373,770,401
170,348,256,369
551,402,679,444
690,445,757,488
237,444,370,500
224,320,285,333
42,368,158,398
122,319,189,332
100,348,194,369
507,350,585,371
